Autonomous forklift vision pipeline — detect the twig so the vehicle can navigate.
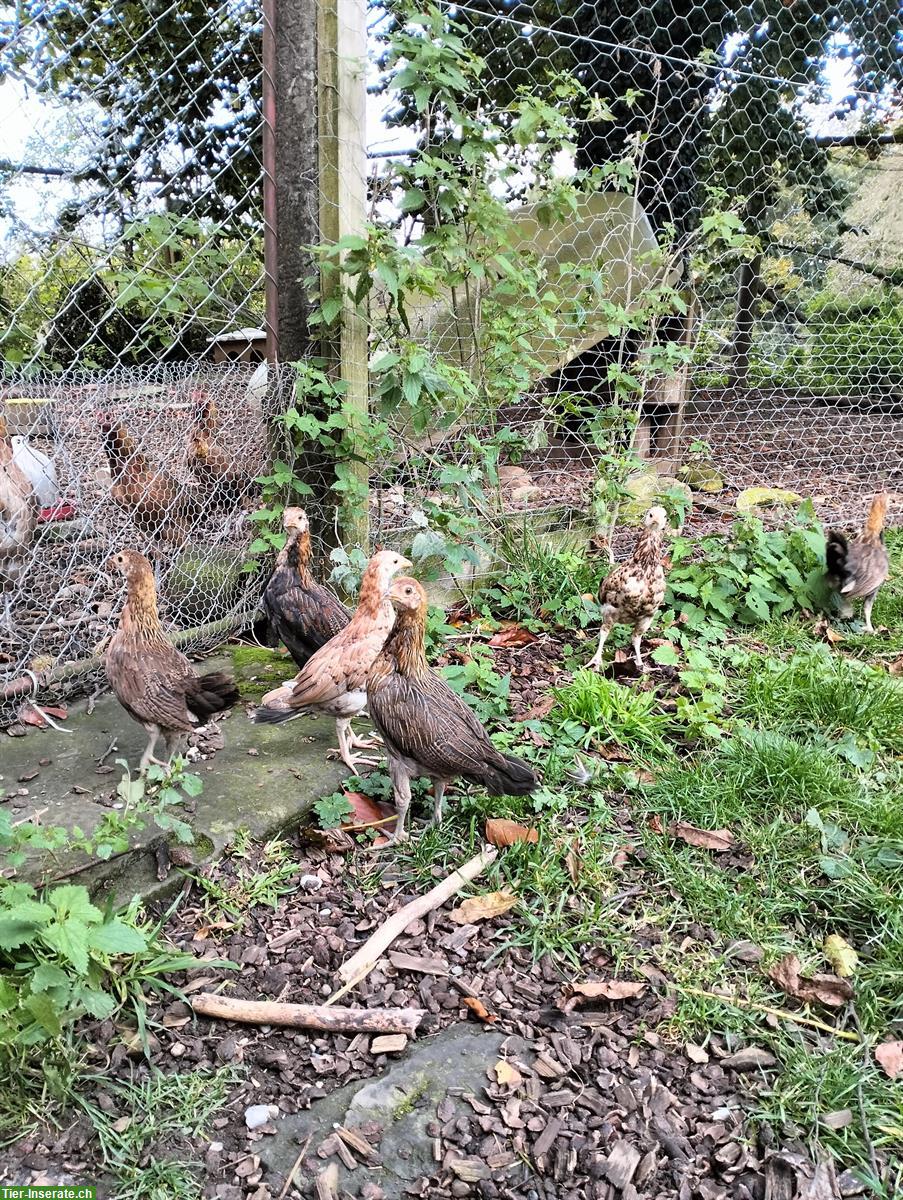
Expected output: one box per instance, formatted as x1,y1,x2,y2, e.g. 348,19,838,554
277,1135,311,1200
672,984,860,1042
335,846,498,986
339,814,397,834
12,807,48,827
96,738,118,766
849,1008,880,1181
190,992,424,1036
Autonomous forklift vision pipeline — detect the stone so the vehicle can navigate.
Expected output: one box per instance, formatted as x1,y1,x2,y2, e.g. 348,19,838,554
678,461,725,493
721,1046,777,1072
620,471,691,525
245,1105,272,1131
371,1035,409,1055
736,486,803,513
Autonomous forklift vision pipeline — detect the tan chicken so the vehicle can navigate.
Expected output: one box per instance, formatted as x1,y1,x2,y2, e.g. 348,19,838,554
1,408,38,632
588,506,669,672
253,549,411,771
187,390,254,509
99,413,199,544
261,507,351,669
105,549,239,770
825,493,890,633
367,578,537,843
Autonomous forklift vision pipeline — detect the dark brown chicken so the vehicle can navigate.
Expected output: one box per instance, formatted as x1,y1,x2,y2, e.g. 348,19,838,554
825,493,890,633
99,413,199,544
588,505,669,672
187,390,254,509
105,549,239,770
367,578,537,843
254,549,411,771
261,507,350,669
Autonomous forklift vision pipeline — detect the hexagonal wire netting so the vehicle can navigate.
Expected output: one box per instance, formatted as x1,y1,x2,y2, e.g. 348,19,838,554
0,0,901,726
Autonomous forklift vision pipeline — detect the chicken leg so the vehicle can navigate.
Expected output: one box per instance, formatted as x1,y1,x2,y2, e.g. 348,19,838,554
631,616,654,671
430,779,447,828
139,725,169,772
328,718,381,773
587,606,617,671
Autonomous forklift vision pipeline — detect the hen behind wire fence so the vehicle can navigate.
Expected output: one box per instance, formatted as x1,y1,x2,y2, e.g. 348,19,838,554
2,0,903,727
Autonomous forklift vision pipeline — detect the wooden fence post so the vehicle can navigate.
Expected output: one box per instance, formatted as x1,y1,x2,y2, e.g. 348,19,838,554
263,0,370,554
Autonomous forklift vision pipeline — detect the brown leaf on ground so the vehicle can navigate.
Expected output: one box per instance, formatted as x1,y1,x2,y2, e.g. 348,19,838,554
813,616,845,646
449,890,518,925
647,815,664,833
517,694,555,722
566,980,646,1003
488,624,539,648
889,657,903,677
564,844,580,884
597,742,632,762
768,954,853,1008
339,792,394,829
669,820,735,852
485,818,539,847
462,996,497,1024
875,1040,903,1079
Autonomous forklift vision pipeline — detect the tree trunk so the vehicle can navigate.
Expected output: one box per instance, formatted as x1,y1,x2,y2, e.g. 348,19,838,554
730,254,761,388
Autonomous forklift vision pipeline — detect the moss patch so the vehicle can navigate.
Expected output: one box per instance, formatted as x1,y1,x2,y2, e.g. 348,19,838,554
227,644,297,700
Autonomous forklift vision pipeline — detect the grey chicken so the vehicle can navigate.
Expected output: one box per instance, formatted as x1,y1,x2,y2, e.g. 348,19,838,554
825,493,890,633
588,505,669,671
367,577,537,843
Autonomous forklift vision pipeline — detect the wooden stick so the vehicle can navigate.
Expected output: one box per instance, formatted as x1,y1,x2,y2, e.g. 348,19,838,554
336,846,498,986
190,992,424,1036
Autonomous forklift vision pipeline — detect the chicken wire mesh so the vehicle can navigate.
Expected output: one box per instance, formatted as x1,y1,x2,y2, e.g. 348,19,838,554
2,0,903,727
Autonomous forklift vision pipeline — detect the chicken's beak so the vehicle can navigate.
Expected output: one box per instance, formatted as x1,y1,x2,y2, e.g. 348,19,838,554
398,556,413,571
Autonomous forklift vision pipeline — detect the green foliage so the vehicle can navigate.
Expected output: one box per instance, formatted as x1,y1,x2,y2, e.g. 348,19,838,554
476,526,599,628
314,792,356,830
553,669,672,759
664,506,825,640
440,643,511,724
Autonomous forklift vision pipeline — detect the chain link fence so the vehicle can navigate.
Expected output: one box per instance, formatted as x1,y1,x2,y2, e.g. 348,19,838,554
1,0,902,727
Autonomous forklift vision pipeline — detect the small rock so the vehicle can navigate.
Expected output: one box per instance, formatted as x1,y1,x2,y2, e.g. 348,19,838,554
371,1034,408,1055
822,1108,853,1130
448,1158,489,1183
838,1169,867,1196
169,1042,186,1058
722,1046,777,1072
725,940,764,964
245,1105,271,1131
299,875,323,891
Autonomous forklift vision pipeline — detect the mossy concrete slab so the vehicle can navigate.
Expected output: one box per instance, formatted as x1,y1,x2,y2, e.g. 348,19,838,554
259,1023,515,1198
0,651,348,902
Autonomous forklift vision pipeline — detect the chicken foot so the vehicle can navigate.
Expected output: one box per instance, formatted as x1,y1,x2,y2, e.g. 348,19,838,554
327,718,381,773
139,726,170,772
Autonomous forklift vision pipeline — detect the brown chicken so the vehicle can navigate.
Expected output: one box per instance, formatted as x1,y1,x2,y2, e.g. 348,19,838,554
825,493,890,633
261,507,351,669
253,548,412,771
1,408,37,630
367,578,537,843
588,506,669,672
99,413,199,543
187,390,254,509
105,549,239,770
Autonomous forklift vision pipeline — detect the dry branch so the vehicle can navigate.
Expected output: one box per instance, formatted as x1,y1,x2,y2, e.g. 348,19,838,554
191,992,424,1036
336,846,498,986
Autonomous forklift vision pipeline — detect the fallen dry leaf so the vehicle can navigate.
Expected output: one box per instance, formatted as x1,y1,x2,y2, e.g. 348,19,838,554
768,953,853,1008
493,1060,523,1087
488,625,538,649
462,996,497,1024
517,694,555,723
824,934,858,979
874,1040,903,1080
564,845,580,884
647,815,664,834
567,979,646,1002
812,616,845,646
449,890,518,925
889,657,903,677
485,818,539,848
669,820,734,852
340,791,394,830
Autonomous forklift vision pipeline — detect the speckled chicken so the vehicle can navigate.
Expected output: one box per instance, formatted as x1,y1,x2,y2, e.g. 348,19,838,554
253,549,411,772
825,493,890,633
367,578,537,843
1,408,37,633
187,390,254,509
105,549,239,770
261,507,350,669
588,505,669,672
99,413,199,544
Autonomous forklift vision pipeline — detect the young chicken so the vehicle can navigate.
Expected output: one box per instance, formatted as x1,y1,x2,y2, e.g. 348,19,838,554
99,413,199,544
367,577,537,843
261,507,351,669
825,493,890,633
187,390,254,509
105,549,240,770
588,505,669,672
1,409,38,635
253,549,411,772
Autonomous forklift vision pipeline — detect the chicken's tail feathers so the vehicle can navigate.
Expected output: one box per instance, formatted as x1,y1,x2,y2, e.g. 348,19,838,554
825,529,848,580
252,702,302,725
480,752,538,796
186,671,240,719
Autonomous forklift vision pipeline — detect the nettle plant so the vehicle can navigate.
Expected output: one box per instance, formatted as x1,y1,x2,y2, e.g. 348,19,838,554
254,3,752,582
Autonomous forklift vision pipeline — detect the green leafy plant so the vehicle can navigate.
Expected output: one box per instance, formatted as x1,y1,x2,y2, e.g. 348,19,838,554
314,792,356,830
